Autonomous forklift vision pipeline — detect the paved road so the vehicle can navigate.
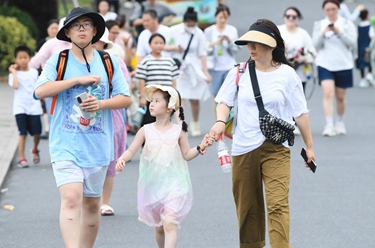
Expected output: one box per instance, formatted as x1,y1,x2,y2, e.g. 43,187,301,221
1,1,375,247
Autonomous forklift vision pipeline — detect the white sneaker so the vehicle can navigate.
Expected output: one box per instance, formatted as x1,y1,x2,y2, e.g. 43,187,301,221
322,124,336,137
190,122,201,137
366,73,375,86
359,80,369,88
336,122,347,135
293,125,301,135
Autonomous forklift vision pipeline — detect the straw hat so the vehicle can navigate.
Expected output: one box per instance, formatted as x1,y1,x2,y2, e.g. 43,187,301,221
235,23,277,48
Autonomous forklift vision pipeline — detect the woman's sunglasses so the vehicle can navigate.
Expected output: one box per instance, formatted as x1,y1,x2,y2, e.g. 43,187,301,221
285,14,298,20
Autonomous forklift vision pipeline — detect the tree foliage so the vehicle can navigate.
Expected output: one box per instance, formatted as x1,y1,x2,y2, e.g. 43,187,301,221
0,17,36,72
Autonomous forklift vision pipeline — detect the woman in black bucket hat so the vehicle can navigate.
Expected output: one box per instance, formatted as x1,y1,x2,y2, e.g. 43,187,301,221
34,7,131,247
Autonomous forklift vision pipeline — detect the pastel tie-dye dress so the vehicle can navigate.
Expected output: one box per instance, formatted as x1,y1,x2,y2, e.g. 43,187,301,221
138,123,193,227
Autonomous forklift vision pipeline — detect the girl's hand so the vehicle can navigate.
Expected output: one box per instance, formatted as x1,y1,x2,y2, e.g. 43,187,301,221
78,75,101,85
116,158,126,172
81,96,101,112
201,134,214,149
210,122,225,141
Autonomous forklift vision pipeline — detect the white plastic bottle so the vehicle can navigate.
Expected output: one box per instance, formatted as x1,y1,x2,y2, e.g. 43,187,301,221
216,135,232,173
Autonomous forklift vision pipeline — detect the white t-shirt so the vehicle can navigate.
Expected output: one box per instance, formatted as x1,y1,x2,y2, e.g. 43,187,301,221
9,68,43,116
215,64,308,156
100,11,118,22
136,25,171,57
205,24,238,71
278,24,314,81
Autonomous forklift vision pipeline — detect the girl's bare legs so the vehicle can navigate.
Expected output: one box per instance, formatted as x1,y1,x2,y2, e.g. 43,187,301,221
101,176,115,213
155,226,165,248
321,79,335,118
190,99,199,122
164,222,178,248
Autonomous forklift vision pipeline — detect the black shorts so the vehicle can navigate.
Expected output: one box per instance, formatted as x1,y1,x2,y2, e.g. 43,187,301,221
15,114,42,136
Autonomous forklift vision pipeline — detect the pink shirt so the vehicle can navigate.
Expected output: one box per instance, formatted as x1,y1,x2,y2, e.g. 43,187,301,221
29,38,71,69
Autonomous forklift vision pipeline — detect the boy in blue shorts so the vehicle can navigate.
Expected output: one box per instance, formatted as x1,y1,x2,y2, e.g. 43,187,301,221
9,46,43,168
34,7,131,247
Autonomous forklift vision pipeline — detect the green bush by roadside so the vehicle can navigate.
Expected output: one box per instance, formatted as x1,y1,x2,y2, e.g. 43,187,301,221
0,4,39,39
0,16,36,72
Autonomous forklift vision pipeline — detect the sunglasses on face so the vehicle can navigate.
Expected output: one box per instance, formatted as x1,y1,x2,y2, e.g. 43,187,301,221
285,14,298,20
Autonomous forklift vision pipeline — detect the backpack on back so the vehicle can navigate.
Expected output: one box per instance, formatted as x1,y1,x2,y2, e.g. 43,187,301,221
50,49,114,115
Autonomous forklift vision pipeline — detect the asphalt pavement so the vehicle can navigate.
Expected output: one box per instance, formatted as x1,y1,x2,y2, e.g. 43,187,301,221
1,0,375,247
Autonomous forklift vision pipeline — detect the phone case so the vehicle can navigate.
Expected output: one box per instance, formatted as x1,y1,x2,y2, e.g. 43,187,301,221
75,92,91,119
301,148,317,173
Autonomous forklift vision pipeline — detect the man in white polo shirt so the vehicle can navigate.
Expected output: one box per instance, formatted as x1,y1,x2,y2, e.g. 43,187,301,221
136,9,171,64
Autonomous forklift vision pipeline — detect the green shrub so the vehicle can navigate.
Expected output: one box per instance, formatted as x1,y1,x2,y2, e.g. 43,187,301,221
0,4,39,39
0,16,36,72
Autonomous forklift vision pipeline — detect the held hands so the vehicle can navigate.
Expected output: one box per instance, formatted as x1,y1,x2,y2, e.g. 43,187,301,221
200,134,215,150
8,64,18,73
209,121,226,142
115,158,126,172
80,96,101,112
78,75,101,86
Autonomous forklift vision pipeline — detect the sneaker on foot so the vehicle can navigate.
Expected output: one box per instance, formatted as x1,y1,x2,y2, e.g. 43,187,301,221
366,73,375,86
322,124,336,137
336,122,347,135
190,122,201,137
359,80,369,88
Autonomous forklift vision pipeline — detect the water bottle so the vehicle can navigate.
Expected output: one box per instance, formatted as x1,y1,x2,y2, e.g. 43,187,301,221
132,106,146,127
216,135,232,173
217,43,223,56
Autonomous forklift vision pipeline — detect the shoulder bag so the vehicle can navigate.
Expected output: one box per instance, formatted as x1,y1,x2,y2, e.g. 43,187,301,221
248,61,295,146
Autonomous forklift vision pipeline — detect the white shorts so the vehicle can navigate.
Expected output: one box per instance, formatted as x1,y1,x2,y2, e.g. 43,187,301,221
52,160,108,197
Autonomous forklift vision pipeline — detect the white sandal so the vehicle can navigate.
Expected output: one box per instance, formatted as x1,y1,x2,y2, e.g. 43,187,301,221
100,205,114,216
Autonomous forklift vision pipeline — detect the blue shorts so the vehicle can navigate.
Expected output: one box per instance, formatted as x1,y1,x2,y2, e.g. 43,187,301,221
52,160,108,197
317,66,353,88
15,114,42,136
209,69,230,96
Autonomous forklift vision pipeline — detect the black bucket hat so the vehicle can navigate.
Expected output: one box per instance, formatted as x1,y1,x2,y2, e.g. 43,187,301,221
56,7,105,44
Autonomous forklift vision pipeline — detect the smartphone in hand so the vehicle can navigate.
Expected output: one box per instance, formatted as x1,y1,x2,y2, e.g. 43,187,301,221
301,148,317,173
75,92,91,119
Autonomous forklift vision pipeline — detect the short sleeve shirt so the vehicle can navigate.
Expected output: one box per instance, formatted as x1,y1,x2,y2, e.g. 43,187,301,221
34,50,129,167
215,64,308,156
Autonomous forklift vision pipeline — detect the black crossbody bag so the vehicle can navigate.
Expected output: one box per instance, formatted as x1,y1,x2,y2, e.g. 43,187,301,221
248,61,295,146
173,34,194,69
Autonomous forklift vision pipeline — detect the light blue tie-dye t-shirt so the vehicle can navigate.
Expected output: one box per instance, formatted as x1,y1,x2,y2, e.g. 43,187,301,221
35,50,129,167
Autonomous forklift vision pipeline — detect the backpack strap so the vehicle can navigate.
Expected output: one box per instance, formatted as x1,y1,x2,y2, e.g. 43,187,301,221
97,50,114,91
50,50,114,115
50,49,69,115
234,62,247,87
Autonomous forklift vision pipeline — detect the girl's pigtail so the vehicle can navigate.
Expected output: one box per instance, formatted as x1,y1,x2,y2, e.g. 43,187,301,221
179,106,188,132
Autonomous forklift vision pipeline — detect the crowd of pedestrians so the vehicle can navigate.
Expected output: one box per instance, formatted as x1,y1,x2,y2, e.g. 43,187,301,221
6,0,375,247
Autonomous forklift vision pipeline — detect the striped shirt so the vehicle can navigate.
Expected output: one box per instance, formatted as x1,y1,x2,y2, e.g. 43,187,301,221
136,55,179,85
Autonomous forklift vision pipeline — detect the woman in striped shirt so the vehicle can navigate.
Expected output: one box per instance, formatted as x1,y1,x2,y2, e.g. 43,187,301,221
136,33,179,126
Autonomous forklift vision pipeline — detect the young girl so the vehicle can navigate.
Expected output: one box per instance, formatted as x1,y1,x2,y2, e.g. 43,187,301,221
136,33,179,127
116,84,213,248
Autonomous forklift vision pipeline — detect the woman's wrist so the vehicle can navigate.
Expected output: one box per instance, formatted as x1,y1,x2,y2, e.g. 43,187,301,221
216,120,226,124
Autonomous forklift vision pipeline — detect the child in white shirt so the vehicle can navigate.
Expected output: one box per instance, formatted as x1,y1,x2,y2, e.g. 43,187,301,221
8,46,43,168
